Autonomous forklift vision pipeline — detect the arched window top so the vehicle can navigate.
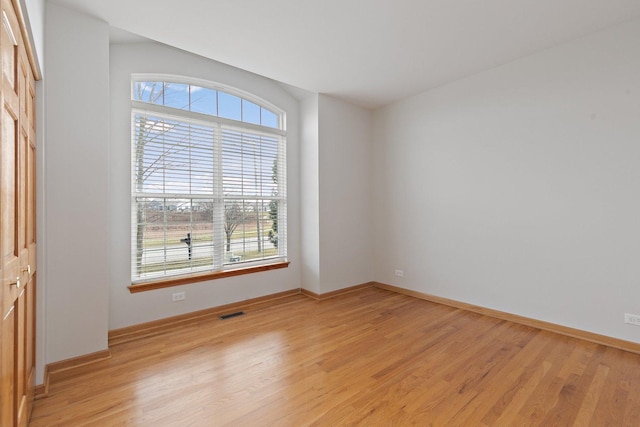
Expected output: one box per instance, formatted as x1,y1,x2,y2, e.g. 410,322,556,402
131,74,284,131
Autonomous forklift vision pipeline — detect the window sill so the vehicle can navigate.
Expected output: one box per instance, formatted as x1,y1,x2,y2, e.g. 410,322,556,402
128,261,290,293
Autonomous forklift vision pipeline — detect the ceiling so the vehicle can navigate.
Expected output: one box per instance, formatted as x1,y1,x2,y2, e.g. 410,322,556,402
51,0,640,109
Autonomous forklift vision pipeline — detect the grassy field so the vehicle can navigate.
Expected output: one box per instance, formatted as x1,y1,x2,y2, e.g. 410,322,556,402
141,221,274,248
140,247,279,275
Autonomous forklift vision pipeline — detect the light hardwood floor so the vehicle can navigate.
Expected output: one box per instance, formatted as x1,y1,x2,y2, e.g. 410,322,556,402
30,288,640,426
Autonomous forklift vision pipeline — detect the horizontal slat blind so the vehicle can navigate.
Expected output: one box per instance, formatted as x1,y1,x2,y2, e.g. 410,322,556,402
131,77,286,283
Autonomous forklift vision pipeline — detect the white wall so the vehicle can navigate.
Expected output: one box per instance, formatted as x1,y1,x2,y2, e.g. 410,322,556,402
44,3,110,362
109,42,301,329
299,94,374,294
300,94,320,293
373,19,640,342
22,0,44,74
318,95,374,292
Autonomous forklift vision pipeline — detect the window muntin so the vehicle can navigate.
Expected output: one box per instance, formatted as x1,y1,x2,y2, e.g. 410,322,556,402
131,76,286,283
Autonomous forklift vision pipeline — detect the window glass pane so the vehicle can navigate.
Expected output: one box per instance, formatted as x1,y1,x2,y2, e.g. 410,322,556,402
190,229,215,268
133,114,177,194
188,123,216,195
134,197,196,276
255,136,279,198
261,108,279,128
190,86,217,116
134,82,163,104
267,198,279,249
242,99,260,125
221,129,243,196
224,200,247,259
224,199,277,264
192,201,217,269
218,92,241,121
162,199,193,273
135,197,164,274
220,130,280,198
164,83,190,110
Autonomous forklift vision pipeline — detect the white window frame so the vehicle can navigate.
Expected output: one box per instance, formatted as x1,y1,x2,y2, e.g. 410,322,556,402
130,74,287,285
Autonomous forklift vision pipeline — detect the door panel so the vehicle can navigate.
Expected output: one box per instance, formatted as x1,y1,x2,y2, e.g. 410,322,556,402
1,103,19,311
24,275,35,417
1,307,15,427
15,288,25,426
1,7,16,92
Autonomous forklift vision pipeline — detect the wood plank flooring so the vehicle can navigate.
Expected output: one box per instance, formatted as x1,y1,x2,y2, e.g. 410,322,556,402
30,288,640,426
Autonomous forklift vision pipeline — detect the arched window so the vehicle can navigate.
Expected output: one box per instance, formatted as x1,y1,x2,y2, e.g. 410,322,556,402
131,75,287,284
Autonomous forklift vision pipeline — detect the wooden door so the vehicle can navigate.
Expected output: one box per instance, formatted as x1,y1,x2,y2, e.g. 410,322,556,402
1,1,21,423
0,0,36,425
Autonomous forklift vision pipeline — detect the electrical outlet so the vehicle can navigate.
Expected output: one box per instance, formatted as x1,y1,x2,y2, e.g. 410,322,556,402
624,313,640,326
172,291,186,302
395,269,404,277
